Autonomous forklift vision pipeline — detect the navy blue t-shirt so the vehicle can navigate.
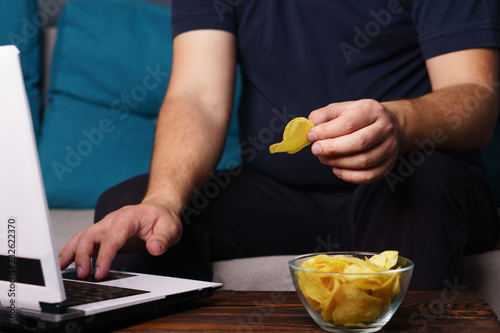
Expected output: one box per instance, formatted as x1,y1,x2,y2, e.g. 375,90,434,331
172,0,500,188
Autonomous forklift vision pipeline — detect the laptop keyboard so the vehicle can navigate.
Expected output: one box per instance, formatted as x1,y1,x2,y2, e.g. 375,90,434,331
60,280,150,307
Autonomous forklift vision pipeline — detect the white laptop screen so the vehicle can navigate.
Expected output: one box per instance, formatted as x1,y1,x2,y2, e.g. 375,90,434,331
0,45,66,310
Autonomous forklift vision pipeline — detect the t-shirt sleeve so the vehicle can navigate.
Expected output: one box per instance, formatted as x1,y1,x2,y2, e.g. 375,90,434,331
412,0,500,59
172,0,237,38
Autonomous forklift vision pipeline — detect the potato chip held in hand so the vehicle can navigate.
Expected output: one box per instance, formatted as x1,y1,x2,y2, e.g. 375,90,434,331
269,117,314,154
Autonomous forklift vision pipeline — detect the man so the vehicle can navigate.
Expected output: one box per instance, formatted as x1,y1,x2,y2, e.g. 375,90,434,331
59,0,500,290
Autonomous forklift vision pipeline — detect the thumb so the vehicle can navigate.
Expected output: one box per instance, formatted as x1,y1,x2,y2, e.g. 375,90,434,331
146,236,167,256
145,218,182,256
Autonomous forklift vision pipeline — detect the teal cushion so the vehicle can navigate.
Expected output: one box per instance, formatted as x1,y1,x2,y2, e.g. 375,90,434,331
39,0,241,208
0,0,42,139
40,95,157,208
219,68,242,170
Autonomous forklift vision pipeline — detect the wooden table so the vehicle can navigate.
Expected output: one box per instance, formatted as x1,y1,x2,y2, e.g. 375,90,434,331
108,290,500,332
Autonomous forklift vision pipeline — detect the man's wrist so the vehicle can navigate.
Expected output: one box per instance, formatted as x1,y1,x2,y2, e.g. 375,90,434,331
141,191,186,217
381,99,412,153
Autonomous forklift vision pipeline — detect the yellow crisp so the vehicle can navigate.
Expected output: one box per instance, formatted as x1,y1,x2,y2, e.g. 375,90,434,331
368,250,399,270
269,117,314,154
297,251,401,327
332,283,383,326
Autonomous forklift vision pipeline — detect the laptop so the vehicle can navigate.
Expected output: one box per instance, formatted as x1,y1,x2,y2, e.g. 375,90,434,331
0,45,222,332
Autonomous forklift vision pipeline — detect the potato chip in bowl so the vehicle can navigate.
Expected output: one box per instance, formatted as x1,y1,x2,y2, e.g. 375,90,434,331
289,251,413,332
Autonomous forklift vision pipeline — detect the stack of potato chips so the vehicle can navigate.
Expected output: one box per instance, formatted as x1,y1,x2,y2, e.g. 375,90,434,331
297,251,401,327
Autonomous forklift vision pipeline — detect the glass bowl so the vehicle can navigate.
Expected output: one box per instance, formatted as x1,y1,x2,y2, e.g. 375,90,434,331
288,252,414,333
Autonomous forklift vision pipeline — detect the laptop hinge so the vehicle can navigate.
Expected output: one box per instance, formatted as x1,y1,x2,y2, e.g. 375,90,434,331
39,302,69,314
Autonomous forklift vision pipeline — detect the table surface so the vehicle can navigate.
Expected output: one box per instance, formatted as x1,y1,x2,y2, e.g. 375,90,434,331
108,290,500,332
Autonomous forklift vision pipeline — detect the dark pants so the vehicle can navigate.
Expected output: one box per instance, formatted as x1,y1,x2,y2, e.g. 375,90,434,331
95,151,499,290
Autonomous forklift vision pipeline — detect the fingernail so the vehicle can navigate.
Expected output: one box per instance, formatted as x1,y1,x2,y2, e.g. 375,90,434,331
307,131,318,142
312,143,322,155
150,240,163,251
95,266,100,278
77,265,83,277
333,168,342,178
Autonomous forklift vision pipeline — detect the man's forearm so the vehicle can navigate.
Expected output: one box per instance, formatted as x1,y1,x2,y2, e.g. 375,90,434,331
139,30,236,216
383,82,499,154
143,94,230,215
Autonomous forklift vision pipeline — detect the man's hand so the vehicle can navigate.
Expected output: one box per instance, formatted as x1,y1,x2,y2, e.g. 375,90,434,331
58,202,182,280
307,48,499,185
307,99,401,184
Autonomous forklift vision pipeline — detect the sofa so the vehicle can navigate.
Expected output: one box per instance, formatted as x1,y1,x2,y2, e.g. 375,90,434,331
3,0,500,320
